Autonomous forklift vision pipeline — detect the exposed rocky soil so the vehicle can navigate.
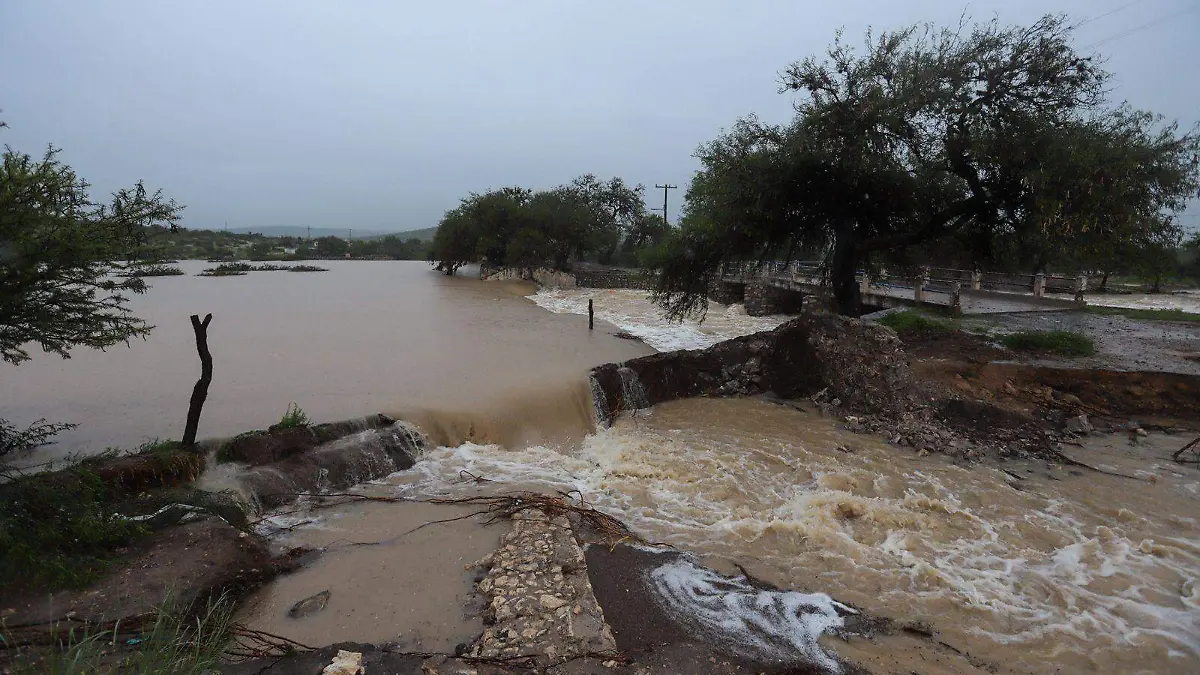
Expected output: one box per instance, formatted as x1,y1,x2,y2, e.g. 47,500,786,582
979,310,1200,375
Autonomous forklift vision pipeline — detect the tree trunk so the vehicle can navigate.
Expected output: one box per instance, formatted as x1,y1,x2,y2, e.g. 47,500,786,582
182,313,213,449
1099,270,1110,291
830,227,862,317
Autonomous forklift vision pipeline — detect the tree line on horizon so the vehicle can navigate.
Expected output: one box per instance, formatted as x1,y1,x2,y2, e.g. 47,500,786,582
429,174,669,276
430,14,1200,317
136,225,430,262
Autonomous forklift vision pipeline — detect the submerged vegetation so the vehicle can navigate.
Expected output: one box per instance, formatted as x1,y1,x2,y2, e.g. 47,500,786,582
197,262,328,276
998,330,1096,357
118,263,185,278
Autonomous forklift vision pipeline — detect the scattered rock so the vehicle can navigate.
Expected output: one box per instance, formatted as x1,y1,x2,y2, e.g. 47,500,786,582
289,589,332,619
1065,414,1094,435
320,649,364,675
470,509,616,666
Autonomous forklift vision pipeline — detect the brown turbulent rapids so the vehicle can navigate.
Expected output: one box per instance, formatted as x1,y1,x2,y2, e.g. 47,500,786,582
388,397,1200,674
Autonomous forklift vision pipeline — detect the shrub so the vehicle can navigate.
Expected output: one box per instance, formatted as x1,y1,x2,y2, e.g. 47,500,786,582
998,330,1096,357
277,403,310,429
0,418,76,467
876,310,957,336
0,467,148,590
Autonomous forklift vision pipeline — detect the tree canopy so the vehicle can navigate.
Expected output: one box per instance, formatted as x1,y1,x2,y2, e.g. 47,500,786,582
1,145,182,365
652,15,1200,317
430,175,664,275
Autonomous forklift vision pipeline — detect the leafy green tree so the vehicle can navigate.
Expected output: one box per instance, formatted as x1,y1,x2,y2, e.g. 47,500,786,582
429,177,649,273
313,235,349,258
1,140,180,463
652,16,1200,317
1,146,181,364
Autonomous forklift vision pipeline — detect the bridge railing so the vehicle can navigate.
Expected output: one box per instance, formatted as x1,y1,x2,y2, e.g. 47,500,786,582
720,260,1089,309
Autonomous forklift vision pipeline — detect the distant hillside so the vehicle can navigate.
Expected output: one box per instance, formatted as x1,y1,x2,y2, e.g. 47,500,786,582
393,226,437,242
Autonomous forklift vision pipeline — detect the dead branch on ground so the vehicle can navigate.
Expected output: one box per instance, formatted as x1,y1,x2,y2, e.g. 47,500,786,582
1172,436,1200,464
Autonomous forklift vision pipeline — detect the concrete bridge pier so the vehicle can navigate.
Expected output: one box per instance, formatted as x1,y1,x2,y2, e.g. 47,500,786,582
708,279,746,306
745,280,805,316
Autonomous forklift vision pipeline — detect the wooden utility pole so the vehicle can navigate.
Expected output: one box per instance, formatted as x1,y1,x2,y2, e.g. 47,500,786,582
654,184,678,225
182,313,213,449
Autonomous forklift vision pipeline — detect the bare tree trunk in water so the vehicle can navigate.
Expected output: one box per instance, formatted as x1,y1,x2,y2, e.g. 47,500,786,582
182,313,213,449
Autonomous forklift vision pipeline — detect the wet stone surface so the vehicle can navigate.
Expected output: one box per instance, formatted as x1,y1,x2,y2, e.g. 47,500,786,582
470,509,617,665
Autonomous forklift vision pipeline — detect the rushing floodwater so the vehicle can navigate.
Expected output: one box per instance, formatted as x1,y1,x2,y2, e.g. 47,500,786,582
7,261,1199,673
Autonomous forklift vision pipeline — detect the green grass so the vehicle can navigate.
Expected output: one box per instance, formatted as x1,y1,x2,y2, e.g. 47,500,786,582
875,310,958,336
286,264,328,272
5,595,235,674
1085,305,1200,323
276,402,310,429
998,330,1096,357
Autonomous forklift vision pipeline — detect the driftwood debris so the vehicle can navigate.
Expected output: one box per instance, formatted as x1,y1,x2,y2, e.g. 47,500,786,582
1172,436,1200,464
182,313,213,449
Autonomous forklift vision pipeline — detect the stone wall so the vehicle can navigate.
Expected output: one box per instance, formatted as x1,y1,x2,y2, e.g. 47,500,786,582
589,314,910,424
573,268,654,290
744,281,806,316
480,265,577,288
707,280,746,305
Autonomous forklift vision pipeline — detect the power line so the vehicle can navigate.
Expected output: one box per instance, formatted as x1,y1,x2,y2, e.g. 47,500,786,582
1082,4,1199,50
1072,0,1145,29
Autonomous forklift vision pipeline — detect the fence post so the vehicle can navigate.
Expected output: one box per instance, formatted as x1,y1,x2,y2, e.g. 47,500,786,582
1033,273,1046,298
972,269,982,291
914,267,929,304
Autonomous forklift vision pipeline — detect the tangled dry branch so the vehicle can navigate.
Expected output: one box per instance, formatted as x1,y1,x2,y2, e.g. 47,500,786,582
1172,436,1200,464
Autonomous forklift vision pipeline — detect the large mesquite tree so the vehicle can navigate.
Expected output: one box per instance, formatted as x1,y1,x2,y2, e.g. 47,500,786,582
0,135,181,461
653,15,1199,317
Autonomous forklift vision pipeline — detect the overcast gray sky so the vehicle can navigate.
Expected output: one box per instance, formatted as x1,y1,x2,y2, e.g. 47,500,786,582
2,0,1198,232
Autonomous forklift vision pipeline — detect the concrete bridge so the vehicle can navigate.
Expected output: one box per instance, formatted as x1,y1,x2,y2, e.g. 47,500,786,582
714,261,1089,316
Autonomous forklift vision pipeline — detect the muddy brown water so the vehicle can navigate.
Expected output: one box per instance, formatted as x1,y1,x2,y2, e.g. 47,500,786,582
8,263,1198,673
374,397,1200,674
2,260,653,461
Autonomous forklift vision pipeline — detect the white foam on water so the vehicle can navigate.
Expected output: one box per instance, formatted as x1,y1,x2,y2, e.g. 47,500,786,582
527,287,790,352
1083,291,1200,313
648,557,848,672
377,403,1200,672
